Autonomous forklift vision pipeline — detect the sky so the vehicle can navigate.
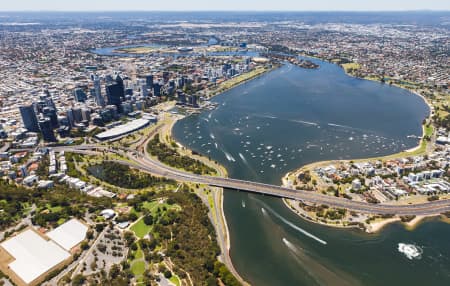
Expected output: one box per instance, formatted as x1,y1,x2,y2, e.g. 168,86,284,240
1,0,449,12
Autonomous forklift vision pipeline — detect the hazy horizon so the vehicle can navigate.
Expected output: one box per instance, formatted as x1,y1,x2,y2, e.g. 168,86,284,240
1,0,449,12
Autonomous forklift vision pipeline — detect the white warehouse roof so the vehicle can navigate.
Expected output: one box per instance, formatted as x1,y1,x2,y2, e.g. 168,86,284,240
95,118,150,140
46,219,88,251
1,229,70,284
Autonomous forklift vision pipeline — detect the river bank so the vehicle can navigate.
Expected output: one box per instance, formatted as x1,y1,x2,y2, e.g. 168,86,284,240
156,113,248,285
206,63,280,99
136,62,280,286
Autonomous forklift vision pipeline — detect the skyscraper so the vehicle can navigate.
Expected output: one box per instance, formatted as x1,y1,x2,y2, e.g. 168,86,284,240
42,107,59,129
106,74,125,111
106,84,124,111
140,79,148,97
38,117,56,142
162,71,170,83
153,83,162,97
145,74,154,89
19,104,40,132
115,74,124,90
93,75,105,107
73,88,87,102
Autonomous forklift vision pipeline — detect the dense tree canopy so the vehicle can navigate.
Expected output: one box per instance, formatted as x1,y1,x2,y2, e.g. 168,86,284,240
87,161,175,189
147,134,216,175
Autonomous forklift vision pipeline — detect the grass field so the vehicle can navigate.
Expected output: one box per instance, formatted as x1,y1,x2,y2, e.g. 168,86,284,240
131,200,181,238
169,275,181,286
134,246,144,259
142,200,181,214
131,260,146,276
142,200,164,213
130,218,152,239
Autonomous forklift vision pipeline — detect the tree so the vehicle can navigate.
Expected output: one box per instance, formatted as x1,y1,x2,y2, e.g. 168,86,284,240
164,270,172,279
109,264,121,279
95,223,106,233
72,274,86,286
97,243,107,253
124,231,135,247
143,214,153,225
206,276,218,286
80,241,89,250
86,230,94,240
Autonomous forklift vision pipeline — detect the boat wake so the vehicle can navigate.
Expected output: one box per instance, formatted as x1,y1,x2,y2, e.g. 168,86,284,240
259,201,327,245
282,237,301,254
282,238,360,286
398,243,423,260
261,114,277,119
223,151,236,162
290,119,319,126
239,152,250,165
327,122,354,130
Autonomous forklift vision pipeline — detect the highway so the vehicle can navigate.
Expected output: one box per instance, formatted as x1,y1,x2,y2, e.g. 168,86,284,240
52,144,450,216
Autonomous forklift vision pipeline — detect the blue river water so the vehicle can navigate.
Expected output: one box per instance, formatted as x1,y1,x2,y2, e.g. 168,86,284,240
172,60,449,286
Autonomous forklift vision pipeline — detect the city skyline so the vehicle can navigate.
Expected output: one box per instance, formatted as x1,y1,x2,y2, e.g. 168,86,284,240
1,0,449,11
0,7,449,286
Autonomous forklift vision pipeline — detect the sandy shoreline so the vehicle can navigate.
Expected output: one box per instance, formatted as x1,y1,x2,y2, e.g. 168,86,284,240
283,192,443,234
366,218,401,233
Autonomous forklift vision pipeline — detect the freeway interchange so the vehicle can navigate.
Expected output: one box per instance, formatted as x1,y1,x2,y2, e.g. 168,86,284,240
52,143,450,216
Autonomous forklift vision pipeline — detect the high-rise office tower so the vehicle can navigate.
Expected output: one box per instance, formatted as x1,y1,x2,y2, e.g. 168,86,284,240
44,93,56,109
19,104,40,132
72,107,83,123
106,84,124,111
140,79,148,97
42,107,59,129
81,108,91,122
153,83,161,97
93,75,105,107
146,74,154,89
115,74,124,90
73,88,87,103
162,71,170,83
66,108,74,127
38,117,56,142
188,95,198,107
106,75,125,111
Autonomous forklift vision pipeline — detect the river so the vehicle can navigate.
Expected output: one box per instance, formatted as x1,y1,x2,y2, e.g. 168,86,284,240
172,59,450,285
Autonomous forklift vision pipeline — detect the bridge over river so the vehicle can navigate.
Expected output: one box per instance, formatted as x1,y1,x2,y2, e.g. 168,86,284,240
51,144,450,216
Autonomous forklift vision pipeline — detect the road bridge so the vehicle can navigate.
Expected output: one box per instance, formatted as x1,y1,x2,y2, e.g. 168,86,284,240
50,145,450,216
